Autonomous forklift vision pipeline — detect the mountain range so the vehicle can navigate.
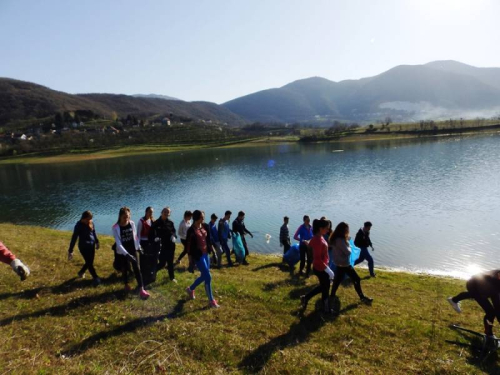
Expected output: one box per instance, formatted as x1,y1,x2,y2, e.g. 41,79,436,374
223,60,500,123
2,60,500,128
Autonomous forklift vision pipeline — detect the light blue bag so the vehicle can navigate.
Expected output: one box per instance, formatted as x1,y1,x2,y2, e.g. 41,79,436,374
232,232,246,262
349,238,361,266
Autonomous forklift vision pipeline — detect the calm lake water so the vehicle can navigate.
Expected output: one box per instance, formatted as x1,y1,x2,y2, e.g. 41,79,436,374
1,134,499,279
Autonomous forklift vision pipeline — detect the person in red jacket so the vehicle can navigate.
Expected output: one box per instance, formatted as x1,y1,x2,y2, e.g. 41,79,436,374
0,241,30,281
299,219,334,313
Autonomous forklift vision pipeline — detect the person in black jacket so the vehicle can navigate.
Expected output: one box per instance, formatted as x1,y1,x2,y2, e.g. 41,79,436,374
68,211,101,286
153,207,178,283
232,211,253,265
354,221,375,277
448,270,500,341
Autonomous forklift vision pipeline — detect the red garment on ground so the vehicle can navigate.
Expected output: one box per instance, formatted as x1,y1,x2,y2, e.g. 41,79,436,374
0,241,16,265
310,235,329,272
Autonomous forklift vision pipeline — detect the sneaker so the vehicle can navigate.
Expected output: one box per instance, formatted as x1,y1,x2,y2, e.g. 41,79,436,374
188,266,194,274
174,259,181,265
124,284,132,292
300,295,307,309
242,260,249,266
209,299,220,308
171,279,178,284
361,296,373,304
78,271,86,279
186,287,195,300
139,289,150,299
370,273,376,278
447,297,462,313
93,277,101,286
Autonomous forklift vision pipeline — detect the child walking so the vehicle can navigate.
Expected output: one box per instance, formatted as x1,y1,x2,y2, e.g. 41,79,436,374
68,210,101,286
112,207,150,299
185,210,219,308
175,210,192,266
354,221,376,277
330,222,372,310
300,219,335,313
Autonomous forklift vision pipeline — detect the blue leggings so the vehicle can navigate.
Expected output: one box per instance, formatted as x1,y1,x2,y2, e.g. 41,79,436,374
190,254,213,301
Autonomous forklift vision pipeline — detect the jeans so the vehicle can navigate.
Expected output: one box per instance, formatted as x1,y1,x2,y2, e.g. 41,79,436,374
220,238,233,265
354,247,375,275
79,246,99,279
213,241,224,267
304,269,330,303
158,242,176,280
299,242,312,275
330,265,364,299
190,253,213,301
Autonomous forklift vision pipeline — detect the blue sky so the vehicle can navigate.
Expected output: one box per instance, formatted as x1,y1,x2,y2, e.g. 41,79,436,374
1,0,499,103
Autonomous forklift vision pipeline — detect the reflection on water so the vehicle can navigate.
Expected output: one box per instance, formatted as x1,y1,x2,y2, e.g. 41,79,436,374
1,134,500,279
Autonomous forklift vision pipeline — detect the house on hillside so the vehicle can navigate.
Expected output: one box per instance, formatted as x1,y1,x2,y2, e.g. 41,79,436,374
162,117,171,126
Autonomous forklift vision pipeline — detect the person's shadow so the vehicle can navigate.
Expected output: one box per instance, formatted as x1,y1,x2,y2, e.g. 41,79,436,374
238,300,359,373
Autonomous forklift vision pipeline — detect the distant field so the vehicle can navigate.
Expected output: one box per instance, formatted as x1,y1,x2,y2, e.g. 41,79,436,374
0,223,497,374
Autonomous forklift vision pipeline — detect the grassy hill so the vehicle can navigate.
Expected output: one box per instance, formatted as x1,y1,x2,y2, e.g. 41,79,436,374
0,223,497,374
0,78,246,127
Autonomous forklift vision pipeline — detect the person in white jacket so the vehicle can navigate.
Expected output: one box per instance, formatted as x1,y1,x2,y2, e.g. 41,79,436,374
112,207,150,299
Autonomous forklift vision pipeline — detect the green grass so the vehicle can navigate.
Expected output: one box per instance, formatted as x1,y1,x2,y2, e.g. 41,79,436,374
0,223,498,374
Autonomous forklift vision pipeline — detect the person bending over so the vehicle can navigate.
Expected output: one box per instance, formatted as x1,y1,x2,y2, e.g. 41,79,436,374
448,270,500,340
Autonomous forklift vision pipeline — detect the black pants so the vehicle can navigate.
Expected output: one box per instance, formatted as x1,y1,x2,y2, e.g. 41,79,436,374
299,242,312,275
330,265,364,299
140,240,158,286
281,240,291,255
78,246,98,279
305,269,330,303
452,281,500,335
241,235,249,256
124,248,143,289
176,239,188,262
158,242,176,280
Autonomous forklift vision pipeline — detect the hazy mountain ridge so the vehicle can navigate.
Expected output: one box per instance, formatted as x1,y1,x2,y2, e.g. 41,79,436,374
223,60,500,123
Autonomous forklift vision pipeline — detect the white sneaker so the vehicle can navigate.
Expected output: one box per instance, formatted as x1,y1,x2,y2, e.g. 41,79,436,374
447,297,462,313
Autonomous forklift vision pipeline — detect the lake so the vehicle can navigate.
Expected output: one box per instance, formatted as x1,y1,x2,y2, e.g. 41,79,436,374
1,134,499,279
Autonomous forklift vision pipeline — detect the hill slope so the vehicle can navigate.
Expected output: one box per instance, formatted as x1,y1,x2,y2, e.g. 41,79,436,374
0,78,245,126
0,223,493,374
223,60,500,123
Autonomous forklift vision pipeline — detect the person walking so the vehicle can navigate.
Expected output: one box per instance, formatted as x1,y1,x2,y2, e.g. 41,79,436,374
232,211,253,265
300,219,335,313
294,215,313,277
68,210,101,286
0,241,30,281
448,270,500,342
218,210,234,267
175,210,192,267
136,207,158,287
209,213,224,268
354,221,376,277
185,210,220,308
280,216,291,256
112,207,150,299
329,222,372,310
153,207,178,283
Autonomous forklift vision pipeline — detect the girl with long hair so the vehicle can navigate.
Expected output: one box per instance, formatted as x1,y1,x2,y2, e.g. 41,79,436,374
112,207,150,299
68,210,101,286
185,210,219,308
329,222,372,310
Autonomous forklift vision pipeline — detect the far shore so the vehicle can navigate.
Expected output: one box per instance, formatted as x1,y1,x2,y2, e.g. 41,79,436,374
1,127,498,165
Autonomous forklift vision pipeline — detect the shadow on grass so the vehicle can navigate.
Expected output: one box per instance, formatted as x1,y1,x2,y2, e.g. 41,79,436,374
0,273,122,301
0,289,126,327
262,278,306,293
61,298,205,356
239,301,359,373
252,262,290,273
447,327,500,373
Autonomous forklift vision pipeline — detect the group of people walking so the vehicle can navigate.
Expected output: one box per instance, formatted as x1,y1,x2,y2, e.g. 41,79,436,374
280,216,375,313
66,207,255,307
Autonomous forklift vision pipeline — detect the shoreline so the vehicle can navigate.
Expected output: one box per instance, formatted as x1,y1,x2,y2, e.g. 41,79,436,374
1,128,498,165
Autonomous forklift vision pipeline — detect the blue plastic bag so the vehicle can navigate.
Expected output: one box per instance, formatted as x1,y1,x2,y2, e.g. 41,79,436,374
283,243,300,267
349,238,361,266
232,233,246,262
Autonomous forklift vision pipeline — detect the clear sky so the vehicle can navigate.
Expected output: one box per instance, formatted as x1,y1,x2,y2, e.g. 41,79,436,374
1,0,499,103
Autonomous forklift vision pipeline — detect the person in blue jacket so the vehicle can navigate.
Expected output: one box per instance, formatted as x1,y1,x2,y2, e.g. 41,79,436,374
218,210,234,267
68,210,101,286
294,215,313,277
